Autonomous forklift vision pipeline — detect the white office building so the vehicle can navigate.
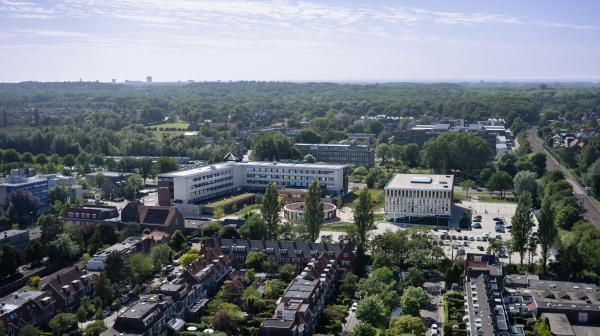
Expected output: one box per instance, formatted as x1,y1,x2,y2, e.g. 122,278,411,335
384,174,454,223
158,161,346,205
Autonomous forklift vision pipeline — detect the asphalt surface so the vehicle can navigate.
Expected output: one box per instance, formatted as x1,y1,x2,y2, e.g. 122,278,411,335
527,128,600,227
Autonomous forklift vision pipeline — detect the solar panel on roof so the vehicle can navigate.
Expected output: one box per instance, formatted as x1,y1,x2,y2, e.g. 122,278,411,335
410,177,432,184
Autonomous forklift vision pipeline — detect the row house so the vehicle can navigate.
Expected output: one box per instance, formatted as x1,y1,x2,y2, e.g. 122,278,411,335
209,237,354,272
259,252,339,336
102,295,176,336
40,266,97,313
0,291,55,336
87,233,167,271
158,248,232,319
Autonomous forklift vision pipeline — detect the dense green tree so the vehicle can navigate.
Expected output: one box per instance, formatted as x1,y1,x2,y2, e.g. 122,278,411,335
555,204,582,230
24,239,44,266
129,253,154,281
486,171,513,198
150,244,174,270
529,152,547,177
279,264,296,283
421,132,492,175
401,267,425,288
47,233,81,261
513,170,538,200
239,213,268,240
295,128,322,143
356,295,389,327
367,120,384,135
155,156,178,173
104,252,127,282
251,131,300,161
245,251,265,270
93,272,114,306
39,214,63,241
354,187,374,271
261,182,281,239
538,197,557,273
511,191,535,265
170,230,186,251
400,286,430,317
18,324,42,336
587,159,600,198
84,320,107,336
459,179,476,198
8,189,40,227
263,279,287,299
0,244,21,278
49,313,78,336
386,316,427,336
303,179,324,241
351,323,377,336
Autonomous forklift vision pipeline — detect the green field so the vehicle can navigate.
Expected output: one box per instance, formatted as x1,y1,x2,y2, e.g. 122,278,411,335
207,193,256,207
321,222,355,232
148,122,190,130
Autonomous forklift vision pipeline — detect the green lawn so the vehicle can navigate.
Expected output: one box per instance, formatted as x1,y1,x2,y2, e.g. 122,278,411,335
477,195,517,203
233,204,261,217
148,122,189,130
207,193,256,207
321,222,355,232
343,188,384,209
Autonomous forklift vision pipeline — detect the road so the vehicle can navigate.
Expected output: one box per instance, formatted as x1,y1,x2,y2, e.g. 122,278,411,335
527,128,600,227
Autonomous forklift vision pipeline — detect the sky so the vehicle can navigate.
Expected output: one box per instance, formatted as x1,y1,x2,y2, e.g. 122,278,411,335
1,0,600,82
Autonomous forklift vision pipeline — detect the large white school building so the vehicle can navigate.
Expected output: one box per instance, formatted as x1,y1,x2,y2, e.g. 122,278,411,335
158,161,347,205
384,174,454,223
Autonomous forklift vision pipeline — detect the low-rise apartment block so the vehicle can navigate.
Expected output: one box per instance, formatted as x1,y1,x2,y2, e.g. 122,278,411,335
104,295,176,336
87,236,152,271
84,171,132,198
295,143,375,167
63,204,119,233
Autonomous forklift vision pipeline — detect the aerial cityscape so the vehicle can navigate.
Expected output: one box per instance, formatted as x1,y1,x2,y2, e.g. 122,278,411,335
1,1,600,336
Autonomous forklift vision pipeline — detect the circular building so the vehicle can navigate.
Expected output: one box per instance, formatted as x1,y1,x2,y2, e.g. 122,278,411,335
283,202,337,222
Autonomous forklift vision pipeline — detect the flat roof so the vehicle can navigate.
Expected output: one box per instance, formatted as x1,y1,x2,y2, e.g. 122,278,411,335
544,313,575,336
385,173,454,190
296,143,371,149
159,161,344,177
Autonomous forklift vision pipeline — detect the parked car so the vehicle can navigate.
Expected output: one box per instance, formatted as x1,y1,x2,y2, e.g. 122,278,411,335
431,324,439,336
471,223,482,229
493,217,501,221
498,248,508,258
351,302,358,311
477,245,485,251
469,237,475,241
476,237,482,241
463,241,468,247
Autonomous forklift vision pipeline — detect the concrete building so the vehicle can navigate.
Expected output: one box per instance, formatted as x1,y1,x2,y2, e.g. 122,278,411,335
384,174,454,223
105,295,176,336
86,236,145,271
0,229,29,248
295,143,375,167
0,169,49,212
158,161,346,206
63,205,119,234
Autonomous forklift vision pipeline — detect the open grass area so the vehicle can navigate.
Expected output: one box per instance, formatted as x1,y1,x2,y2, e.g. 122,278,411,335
477,194,517,203
233,204,261,217
148,122,189,130
321,222,355,232
207,193,256,207
342,188,384,209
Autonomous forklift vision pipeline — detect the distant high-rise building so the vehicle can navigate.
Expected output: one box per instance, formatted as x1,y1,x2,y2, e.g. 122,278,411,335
146,76,152,83
111,79,116,84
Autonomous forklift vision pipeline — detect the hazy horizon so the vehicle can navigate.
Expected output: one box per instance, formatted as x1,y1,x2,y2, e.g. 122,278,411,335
1,0,600,82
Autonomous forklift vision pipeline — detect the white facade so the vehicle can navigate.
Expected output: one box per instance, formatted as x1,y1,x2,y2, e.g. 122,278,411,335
384,174,454,222
159,161,346,205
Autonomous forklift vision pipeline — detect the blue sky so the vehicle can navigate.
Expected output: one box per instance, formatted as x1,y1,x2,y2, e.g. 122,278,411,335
1,0,599,82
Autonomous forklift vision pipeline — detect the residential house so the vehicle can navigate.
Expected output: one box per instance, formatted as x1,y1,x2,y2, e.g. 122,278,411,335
63,205,119,234
84,171,132,198
120,202,185,234
0,291,55,336
40,266,97,313
103,295,177,336
208,237,354,272
259,252,338,336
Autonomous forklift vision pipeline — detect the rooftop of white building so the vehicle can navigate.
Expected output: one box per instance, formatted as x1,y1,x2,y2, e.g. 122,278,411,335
158,161,345,178
385,173,454,190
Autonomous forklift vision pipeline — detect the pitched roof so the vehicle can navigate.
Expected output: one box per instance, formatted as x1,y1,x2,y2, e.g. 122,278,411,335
138,205,180,226
41,266,96,300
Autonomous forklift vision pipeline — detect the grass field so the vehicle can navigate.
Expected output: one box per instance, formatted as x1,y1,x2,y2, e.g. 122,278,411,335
207,193,255,207
342,188,384,209
321,222,355,232
477,194,517,203
148,122,189,130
